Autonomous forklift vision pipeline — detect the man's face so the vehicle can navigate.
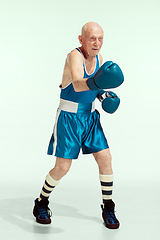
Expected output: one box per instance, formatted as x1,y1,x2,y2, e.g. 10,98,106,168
81,27,104,57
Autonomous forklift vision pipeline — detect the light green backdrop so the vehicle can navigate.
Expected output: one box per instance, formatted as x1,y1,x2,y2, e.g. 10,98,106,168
0,0,160,183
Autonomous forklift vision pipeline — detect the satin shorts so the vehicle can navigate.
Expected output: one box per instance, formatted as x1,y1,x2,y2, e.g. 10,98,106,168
47,99,109,159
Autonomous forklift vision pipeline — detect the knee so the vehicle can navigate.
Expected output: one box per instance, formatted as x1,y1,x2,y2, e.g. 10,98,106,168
101,154,112,168
94,149,112,169
96,149,112,162
54,161,71,177
106,151,112,164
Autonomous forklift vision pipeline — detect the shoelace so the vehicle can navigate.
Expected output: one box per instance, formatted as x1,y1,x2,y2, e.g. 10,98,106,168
38,206,52,218
104,209,117,221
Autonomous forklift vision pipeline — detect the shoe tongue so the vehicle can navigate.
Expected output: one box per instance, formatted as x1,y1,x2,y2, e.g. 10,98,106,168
104,200,115,209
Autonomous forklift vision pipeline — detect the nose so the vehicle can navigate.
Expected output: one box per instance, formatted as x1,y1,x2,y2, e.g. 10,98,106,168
94,39,99,46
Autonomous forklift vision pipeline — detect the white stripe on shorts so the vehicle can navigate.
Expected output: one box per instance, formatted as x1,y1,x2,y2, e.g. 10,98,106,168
52,107,61,156
52,98,95,156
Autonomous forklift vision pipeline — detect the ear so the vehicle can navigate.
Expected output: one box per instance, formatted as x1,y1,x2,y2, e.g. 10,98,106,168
78,35,83,45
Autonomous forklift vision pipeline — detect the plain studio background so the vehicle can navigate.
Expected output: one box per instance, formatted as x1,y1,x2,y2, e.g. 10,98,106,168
0,0,160,239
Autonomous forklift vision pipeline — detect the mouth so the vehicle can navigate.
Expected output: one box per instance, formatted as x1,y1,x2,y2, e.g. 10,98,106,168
92,48,99,51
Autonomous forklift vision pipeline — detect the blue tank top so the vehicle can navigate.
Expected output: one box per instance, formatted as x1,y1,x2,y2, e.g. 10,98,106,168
60,48,99,103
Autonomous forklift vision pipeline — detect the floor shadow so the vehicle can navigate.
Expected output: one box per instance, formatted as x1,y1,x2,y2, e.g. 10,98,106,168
0,197,101,235
0,197,63,234
50,201,102,224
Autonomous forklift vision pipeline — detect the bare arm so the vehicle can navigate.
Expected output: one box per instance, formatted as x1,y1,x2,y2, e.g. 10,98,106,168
67,50,89,92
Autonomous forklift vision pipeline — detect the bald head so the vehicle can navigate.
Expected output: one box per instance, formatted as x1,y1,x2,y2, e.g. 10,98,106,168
78,22,104,57
81,22,103,38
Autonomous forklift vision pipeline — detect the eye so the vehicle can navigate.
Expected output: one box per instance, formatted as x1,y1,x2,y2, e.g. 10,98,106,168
90,37,95,41
99,37,103,42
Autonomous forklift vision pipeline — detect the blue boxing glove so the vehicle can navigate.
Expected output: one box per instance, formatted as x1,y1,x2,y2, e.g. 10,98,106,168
87,61,124,91
97,90,120,114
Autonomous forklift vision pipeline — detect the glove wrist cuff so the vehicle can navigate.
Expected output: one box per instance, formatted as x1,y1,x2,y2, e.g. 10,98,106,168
87,77,100,91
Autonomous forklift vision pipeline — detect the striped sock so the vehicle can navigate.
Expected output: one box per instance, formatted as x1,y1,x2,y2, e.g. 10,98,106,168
38,173,59,202
99,174,113,204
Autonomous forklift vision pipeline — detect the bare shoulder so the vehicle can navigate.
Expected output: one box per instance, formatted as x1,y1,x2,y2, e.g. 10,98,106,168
67,48,83,65
61,49,83,88
67,48,84,80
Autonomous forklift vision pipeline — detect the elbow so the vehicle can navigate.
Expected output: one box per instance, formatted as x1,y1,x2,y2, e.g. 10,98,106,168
72,79,89,92
72,81,81,92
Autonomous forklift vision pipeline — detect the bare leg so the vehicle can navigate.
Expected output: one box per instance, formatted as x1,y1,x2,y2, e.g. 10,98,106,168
93,148,113,175
49,157,72,181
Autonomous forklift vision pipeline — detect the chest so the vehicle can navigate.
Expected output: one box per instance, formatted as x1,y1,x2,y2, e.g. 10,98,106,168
84,58,97,75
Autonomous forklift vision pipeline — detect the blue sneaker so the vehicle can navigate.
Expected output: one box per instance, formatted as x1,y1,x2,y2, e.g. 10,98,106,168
101,200,120,229
33,198,52,224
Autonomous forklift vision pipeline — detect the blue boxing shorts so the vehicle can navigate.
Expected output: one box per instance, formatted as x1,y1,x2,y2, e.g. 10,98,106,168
47,98,109,159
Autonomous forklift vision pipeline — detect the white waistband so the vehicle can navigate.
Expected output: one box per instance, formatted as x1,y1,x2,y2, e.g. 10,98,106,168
58,98,95,113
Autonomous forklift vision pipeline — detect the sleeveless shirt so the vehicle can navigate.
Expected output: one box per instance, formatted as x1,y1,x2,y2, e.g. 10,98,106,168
60,48,99,103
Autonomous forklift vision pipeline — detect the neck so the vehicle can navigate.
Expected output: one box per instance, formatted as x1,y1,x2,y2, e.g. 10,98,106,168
79,47,96,61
